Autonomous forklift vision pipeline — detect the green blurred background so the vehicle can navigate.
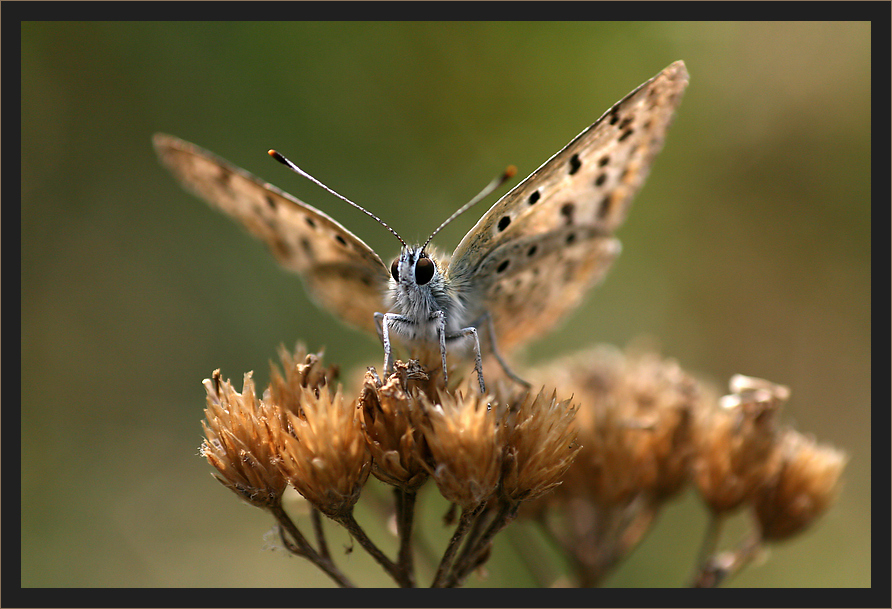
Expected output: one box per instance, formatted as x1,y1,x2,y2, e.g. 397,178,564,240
22,22,870,587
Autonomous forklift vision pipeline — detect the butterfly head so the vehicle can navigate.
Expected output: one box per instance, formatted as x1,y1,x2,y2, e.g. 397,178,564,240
390,246,437,287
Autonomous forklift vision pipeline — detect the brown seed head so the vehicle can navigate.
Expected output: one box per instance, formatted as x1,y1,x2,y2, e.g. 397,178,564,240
269,382,371,518
694,374,788,513
501,389,580,502
268,343,338,417
200,370,287,508
413,380,504,511
754,429,847,541
358,363,430,491
537,347,703,506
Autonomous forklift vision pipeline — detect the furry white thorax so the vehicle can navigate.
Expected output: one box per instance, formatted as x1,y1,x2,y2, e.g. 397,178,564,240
386,246,472,347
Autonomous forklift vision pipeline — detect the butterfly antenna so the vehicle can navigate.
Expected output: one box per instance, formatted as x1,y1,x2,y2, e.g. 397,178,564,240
269,149,408,248
421,165,517,251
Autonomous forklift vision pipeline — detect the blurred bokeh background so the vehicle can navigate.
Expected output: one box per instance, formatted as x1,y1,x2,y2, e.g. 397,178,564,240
22,22,870,587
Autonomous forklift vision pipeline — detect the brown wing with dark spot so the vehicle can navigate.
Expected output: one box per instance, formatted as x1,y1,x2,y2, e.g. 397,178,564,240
153,133,390,332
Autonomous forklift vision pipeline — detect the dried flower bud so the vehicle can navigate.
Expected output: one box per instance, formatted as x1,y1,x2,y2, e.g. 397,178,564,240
695,375,787,513
200,370,286,508
358,364,430,491
539,347,702,505
414,382,503,511
270,384,371,518
754,429,847,541
501,389,580,502
268,343,338,416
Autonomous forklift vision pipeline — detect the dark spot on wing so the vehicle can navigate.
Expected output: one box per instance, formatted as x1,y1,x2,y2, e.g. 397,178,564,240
560,202,575,225
498,216,511,232
217,166,232,186
597,196,612,220
568,153,582,175
272,237,292,259
528,190,540,205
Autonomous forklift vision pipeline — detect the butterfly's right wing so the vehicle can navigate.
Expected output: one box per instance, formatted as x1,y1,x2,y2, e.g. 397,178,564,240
446,62,689,353
153,134,391,333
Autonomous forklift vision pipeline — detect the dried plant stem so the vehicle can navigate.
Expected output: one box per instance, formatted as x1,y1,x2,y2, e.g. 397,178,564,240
691,531,763,588
311,508,331,561
446,499,520,587
269,503,354,588
431,503,485,588
394,488,417,587
333,511,411,587
695,513,723,570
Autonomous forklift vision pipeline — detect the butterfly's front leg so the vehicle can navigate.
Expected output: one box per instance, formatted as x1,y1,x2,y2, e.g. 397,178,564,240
445,322,486,395
376,311,404,376
432,311,449,388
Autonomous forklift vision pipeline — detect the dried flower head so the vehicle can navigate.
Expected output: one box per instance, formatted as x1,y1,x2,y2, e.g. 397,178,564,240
200,370,287,508
538,347,703,506
694,375,787,514
269,381,371,518
754,429,847,541
358,363,430,491
267,343,338,416
413,380,504,511
501,389,580,502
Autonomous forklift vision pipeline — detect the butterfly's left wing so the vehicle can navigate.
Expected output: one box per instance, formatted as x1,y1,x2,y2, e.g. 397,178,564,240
445,61,689,352
154,134,391,333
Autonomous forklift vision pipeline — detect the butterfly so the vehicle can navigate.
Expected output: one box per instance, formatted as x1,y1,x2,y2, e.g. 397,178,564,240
154,61,688,394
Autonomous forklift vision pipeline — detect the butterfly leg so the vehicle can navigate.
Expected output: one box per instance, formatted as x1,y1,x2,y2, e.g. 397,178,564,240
481,312,531,388
432,311,450,388
445,323,487,394
376,311,403,375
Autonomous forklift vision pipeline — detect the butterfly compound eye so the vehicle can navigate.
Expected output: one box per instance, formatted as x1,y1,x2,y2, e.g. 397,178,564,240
390,258,400,282
415,257,434,285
